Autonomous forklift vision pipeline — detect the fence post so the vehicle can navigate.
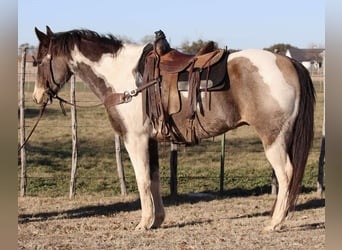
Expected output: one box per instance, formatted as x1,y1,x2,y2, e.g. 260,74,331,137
317,51,325,198
19,47,28,197
220,133,226,194
317,135,325,197
170,142,178,197
69,75,78,198
271,170,278,195
115,135,127,195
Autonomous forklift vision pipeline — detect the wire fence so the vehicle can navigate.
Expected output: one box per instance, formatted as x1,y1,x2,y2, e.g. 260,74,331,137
17,48,325,198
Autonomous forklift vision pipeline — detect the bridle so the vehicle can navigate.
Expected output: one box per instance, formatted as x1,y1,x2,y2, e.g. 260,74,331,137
43,39,72,105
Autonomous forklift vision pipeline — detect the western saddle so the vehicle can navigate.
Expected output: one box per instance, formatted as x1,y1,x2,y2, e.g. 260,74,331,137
140,30,229,144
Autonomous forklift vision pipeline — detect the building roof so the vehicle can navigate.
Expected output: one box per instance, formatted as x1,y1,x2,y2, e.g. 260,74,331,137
287,48,324,63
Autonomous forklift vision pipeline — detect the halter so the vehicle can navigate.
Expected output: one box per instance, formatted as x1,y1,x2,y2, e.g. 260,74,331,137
44,39,72,101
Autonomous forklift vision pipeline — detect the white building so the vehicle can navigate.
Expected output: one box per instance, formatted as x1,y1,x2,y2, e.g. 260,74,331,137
285,47,325,71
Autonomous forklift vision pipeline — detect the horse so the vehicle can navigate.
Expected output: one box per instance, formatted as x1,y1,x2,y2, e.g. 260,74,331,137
32,26,315,231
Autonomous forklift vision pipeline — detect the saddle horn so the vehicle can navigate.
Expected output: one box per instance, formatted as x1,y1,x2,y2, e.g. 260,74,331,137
154,30,171,56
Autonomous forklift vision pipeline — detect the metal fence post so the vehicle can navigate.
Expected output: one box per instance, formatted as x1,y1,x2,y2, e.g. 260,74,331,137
317,50,325,198
170,142,178,197
220,133,226,194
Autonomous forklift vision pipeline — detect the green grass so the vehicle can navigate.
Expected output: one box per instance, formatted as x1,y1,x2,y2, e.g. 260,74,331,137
18,80,324,197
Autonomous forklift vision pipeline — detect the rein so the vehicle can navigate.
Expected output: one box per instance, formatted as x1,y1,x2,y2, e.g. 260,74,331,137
51,78,160,111
103,78,159,107
18,103,47,153
17,79,158,152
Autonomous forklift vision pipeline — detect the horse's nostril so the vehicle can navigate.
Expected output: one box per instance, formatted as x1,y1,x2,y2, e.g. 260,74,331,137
32,94,43,104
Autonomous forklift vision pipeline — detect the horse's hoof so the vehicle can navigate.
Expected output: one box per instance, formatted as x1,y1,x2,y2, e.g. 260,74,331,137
135,217,155,231
135,222,148,231
263,225,276,233
263,224,283,232
151,214,165,228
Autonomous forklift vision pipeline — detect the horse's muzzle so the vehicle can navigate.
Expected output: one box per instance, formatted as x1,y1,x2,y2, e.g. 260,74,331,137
32,90,51,106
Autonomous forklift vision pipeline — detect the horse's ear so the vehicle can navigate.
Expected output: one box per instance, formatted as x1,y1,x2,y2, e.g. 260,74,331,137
46,26,54,37
35,27,49,45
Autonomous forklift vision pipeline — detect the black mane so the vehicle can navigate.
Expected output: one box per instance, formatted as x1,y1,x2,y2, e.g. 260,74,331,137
51,29,124,61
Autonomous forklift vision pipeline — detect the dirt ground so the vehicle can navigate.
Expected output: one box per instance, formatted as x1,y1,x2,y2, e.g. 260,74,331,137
18,192,325,249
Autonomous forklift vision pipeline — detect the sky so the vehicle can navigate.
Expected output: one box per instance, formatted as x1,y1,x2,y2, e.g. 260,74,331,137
18,0,325,50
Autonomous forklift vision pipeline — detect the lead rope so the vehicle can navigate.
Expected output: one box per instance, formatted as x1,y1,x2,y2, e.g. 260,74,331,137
18,78,160,153
18,103,47,153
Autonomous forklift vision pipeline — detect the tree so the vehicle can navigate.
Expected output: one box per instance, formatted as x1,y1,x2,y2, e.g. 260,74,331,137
180,39,218,54
264,43,297,54
140,35,154,45
117,35,137,45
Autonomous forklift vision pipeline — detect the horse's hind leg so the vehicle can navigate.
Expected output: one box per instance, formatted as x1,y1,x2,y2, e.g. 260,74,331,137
263,134,293,231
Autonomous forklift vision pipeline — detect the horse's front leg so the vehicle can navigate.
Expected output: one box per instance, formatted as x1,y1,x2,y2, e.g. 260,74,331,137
123,134,165,230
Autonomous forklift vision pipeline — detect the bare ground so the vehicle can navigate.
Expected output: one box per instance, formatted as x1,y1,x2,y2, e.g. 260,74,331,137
18,192,325,249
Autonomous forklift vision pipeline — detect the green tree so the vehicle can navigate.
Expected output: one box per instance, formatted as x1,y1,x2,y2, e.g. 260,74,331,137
180,39,218,54
140,35,154,45
264,43,298,54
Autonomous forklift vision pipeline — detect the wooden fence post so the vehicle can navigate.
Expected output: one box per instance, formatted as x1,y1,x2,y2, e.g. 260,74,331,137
19,47,28,197
271,170,278,195
69,75,78,198
170,142,178,197
115,135,127,195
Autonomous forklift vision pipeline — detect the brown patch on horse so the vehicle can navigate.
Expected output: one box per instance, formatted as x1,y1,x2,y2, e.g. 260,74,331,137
76,62,127,137
148,139,160,178
228,56,285,147
106,108,128,138
76,63,113,99
275,54,300,97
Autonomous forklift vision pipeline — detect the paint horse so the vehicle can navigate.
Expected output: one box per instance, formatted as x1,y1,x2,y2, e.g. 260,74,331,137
32,26,315,231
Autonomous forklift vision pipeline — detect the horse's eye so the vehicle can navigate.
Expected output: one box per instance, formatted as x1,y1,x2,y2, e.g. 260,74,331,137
32,58,42,67
33,59,42,66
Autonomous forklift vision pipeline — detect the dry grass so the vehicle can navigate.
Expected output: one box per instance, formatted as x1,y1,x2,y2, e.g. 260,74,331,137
18,192,325,249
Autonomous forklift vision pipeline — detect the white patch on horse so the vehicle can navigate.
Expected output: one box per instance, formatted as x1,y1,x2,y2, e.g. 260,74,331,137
70,43,150,138
70,44,143,92
228,49,296,112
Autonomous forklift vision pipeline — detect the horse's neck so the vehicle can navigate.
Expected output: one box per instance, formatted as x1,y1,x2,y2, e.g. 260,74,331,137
69,44,143,102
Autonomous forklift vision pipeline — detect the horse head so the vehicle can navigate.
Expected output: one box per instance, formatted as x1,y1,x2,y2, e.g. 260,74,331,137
33,26,73,105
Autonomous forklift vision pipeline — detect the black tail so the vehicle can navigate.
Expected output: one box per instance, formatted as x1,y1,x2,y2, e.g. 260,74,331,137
287,58,316,212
